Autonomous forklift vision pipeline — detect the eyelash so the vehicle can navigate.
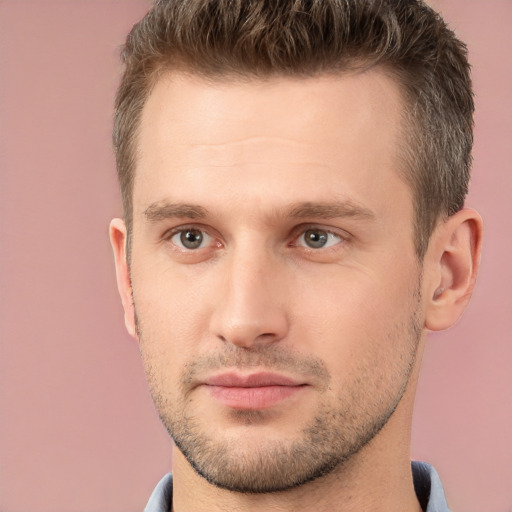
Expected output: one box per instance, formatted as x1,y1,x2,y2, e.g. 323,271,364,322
163,224,349,253
165,225,219,251
291,226,346,250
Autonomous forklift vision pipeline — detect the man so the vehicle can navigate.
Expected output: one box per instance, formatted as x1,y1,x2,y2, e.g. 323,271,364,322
109,1,482,511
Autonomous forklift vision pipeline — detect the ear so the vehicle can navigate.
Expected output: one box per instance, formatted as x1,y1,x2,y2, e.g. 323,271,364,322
109,218,137,338
424,208,483,331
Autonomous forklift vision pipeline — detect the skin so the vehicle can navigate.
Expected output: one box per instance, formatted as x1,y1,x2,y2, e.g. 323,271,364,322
111,69,482,512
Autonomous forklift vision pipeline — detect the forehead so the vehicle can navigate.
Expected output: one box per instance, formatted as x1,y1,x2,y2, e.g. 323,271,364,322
139,68,405,150
134,69,411,223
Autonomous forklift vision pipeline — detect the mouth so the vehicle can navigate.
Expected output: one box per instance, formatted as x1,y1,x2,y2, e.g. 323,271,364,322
201,371,308,410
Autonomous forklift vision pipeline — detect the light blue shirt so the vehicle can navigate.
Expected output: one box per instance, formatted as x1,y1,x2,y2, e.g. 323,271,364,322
145,461,450,512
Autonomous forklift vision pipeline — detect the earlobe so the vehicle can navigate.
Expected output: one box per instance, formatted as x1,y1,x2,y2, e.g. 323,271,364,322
109,218,138,338
424,208,483,332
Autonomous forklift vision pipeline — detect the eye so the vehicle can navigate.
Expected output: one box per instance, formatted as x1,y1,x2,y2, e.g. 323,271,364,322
170,228,213,250
296,228,343,249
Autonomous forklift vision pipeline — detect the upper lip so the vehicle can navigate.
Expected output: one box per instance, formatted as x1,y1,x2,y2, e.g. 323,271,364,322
203,372,304,388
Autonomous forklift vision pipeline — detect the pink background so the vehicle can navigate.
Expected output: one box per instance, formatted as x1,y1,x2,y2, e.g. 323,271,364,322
1,1,511,511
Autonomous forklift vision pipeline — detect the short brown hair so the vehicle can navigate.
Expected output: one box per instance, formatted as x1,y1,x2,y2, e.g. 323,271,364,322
113,0,474,258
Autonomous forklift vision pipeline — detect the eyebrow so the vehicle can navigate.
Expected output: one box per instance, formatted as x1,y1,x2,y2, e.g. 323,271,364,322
144,202,207,221
143,199,375,223
287,201,375,220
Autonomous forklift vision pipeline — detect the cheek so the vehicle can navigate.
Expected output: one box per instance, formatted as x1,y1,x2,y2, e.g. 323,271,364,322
293,264,411,326
291,265,421,372
131,263,217,374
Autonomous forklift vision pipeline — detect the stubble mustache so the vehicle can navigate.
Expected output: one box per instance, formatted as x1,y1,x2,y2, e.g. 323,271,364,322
179,344,331,394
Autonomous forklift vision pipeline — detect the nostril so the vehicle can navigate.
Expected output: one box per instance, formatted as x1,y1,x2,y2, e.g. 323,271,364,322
214,328,284,349
258,332,278,340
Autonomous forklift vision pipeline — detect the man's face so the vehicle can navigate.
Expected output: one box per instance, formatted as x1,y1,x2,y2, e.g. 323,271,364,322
126,70,425,492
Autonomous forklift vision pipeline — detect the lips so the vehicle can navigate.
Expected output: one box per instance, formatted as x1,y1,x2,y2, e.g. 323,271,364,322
202,372,307,410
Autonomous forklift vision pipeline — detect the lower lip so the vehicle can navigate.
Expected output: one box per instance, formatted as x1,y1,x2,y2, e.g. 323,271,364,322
205,385,305,410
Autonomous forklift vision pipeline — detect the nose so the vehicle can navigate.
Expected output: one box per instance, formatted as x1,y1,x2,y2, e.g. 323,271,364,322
209,242,289,349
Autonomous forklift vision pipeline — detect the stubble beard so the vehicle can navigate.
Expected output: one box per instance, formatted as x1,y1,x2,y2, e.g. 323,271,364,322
137,300,423,495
